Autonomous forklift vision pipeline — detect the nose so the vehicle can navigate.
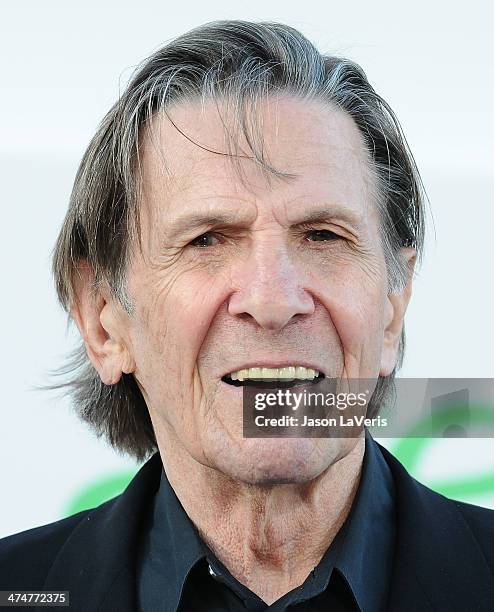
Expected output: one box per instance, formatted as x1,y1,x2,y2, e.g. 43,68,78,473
227,242,315,330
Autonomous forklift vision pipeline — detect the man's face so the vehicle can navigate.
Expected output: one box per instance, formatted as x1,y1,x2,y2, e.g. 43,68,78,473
118,96,395,483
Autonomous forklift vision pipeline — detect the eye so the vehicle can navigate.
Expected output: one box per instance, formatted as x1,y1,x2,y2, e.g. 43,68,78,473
188,231,221,248
305,229,341,242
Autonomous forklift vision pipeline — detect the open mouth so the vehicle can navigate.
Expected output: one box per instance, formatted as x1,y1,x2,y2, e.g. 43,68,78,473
221,367,326,389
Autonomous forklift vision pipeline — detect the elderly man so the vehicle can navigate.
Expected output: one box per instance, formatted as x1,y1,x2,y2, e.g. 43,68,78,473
1,19,494,612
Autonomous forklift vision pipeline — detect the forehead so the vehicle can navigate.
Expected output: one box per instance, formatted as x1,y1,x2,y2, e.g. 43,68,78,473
137,95,377,228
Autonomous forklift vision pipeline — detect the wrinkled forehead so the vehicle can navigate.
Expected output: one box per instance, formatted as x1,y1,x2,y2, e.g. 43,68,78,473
136,95,379,235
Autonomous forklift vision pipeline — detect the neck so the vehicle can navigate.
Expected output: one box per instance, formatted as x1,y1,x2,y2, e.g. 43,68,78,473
158,434,365,605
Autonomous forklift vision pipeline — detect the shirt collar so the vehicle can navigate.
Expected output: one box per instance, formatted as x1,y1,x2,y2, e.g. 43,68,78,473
334,428,396,612
137,466,209,612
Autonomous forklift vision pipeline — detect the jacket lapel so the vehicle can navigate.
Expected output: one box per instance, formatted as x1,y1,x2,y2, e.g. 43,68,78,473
41,453,163,612
378,442,494,611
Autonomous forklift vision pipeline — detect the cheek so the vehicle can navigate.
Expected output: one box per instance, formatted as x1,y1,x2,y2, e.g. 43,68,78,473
132,266,233,380
311,264,386,375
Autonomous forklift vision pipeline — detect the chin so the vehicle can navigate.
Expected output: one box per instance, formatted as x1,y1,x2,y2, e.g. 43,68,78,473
214,438,338,485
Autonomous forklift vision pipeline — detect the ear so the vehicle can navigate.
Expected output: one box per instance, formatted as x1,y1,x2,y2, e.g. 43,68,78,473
379,247,417,377
70,260,135,385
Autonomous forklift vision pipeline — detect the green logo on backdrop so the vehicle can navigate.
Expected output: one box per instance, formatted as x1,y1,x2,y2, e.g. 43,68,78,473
391,404,494,499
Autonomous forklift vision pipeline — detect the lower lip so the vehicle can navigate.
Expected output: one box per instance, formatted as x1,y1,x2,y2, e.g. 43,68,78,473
219,378,323,391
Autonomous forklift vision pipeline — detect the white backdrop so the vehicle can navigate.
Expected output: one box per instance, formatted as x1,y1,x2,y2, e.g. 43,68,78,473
1,0,493,538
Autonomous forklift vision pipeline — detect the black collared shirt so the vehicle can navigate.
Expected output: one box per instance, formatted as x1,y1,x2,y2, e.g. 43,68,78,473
137,429,395,611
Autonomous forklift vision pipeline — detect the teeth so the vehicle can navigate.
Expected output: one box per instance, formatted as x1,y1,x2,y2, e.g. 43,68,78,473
228,366,320,382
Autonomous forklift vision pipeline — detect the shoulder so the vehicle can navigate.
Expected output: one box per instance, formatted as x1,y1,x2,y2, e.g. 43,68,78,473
0,504,106,590
0,454,162,592
376,440,494,563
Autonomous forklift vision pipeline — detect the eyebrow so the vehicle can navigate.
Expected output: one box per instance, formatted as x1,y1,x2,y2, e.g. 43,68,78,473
164,203,363,241
164,210,252,241
289,204,363,228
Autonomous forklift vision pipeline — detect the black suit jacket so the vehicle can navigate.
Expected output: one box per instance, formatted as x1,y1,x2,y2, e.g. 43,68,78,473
2,443,494,611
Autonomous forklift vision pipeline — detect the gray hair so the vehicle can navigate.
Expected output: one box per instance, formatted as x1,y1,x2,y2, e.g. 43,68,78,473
47,20,426,460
